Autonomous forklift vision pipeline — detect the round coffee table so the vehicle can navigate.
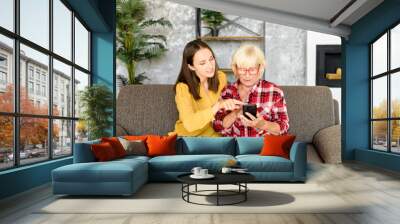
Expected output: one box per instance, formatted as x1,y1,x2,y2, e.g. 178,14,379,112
177,172,255,206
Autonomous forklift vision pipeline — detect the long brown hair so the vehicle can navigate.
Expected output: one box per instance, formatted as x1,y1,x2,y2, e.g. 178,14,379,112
174,39,220,100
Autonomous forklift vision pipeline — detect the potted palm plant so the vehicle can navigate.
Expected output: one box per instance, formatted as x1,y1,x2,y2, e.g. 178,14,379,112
116,0,172,84
201,9,225,36
79,84,113,140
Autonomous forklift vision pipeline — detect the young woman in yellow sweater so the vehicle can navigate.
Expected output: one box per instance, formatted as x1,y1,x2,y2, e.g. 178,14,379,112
170,40,243,137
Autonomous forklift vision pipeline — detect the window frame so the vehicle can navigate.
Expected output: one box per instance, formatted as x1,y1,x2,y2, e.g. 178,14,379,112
0,0,92,171
370,21,400,154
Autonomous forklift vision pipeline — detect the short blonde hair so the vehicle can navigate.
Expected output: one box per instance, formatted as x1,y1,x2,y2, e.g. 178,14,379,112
231,44,265,76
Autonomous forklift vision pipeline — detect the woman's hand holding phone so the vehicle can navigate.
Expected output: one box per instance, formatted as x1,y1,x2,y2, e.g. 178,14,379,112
219,99,243,111
239,110,264,129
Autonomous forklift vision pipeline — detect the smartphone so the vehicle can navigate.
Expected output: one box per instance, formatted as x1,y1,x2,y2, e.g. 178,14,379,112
243,104,257,120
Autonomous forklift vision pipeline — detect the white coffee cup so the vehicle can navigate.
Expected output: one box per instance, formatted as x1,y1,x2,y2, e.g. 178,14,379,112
191,167,202,176
221,167,232,174
200,169,208,176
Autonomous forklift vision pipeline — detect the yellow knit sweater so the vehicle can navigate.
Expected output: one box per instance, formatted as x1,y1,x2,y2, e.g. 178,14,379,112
170,71,227,137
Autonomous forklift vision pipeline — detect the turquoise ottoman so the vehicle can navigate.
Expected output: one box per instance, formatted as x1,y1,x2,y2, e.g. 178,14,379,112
52,156,148,196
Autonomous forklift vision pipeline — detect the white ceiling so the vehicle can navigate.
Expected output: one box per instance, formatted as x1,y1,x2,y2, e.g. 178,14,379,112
169,0,384,38
225,0,352,22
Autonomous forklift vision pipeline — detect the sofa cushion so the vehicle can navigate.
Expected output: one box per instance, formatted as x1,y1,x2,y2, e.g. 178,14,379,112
236,155,293,172
177,137,235,155
101,137,127,158
236,137,263,155
124,135,148,141
52,158,147,183
91,142,118,161
118,137,147,156
260,134,296,159
147,134,177,157
148,154,235,172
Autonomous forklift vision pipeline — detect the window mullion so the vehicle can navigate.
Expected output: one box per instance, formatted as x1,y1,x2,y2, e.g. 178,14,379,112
71,10,76,155
13,0,21,167
370,45,373,149
48,0,54,160
388,29,392,152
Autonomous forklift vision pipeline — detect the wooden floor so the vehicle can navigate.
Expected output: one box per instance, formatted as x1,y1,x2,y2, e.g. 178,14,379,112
1,162,400,224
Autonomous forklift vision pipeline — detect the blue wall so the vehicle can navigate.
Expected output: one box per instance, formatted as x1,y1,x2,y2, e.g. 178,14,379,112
0,0,116,200
343,0,400,171
92,31,116,136
0,158,72,199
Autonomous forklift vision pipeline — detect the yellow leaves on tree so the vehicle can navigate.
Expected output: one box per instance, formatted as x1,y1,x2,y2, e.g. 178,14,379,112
372,99,400,140
0,84,60,149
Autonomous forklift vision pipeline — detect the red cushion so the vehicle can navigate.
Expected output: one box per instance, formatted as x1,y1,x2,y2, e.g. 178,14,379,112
91,142,118,161
146,134,177,157
101,137,126,158
124,135,148,141
259,134,296,159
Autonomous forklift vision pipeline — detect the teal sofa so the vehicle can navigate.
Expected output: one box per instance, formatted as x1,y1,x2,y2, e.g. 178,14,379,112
52,137,306,196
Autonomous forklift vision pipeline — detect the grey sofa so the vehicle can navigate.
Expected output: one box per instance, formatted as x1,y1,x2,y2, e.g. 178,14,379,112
51,85,338,196
116,85,341,164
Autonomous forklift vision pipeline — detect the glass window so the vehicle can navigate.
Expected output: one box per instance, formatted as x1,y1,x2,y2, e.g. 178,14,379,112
75,120,88,143
42,85,46,96
0,54,7,67
0,35,14,113
0,0,92,170
19,117,49,165
53,0,72,60
74,69,89,118
391,72,400,118
371,25,400,154
20,44,49,115
391,120,400,153
391,24,400,70
372,34,387,76
0,116,14,170
74,18,89,70
372,121,388,151
0,0,14,31
28,67,34,79
53,119,72,158
372,77,387,119
36,84,40,95
28,81,34,94
0,71,7,84
35,70,41,80
20,0,49,49
53,59,71,117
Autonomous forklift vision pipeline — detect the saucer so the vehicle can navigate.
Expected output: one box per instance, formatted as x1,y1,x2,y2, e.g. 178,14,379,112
190,174,215,179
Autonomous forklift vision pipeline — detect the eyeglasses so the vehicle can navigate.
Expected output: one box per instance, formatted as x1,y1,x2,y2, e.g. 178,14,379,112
236,66,259,75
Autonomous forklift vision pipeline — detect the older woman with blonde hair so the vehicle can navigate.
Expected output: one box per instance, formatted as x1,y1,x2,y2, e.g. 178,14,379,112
212,44,289,137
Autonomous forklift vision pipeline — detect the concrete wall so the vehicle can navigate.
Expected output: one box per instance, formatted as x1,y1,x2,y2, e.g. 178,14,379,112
264,22,307,85
116,0,196,85
116,0,307,87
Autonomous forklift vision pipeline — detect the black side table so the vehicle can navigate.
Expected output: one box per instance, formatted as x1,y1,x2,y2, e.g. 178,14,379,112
177,173,255,206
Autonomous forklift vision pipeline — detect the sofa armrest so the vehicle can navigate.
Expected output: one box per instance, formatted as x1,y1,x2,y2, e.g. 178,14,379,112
73,140,100,163
290,141,307,182
312,125,341,164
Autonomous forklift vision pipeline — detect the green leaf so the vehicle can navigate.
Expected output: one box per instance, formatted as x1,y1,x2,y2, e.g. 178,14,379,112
116,0,172,85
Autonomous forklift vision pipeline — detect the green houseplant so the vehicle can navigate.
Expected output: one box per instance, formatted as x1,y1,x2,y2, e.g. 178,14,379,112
201,9,225,36
79,84,113,140
116,0,172,84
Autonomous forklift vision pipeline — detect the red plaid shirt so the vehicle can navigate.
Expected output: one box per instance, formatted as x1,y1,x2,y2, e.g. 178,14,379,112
212,80,289,137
